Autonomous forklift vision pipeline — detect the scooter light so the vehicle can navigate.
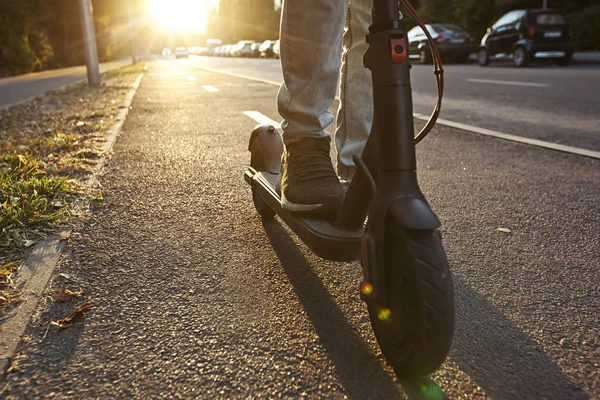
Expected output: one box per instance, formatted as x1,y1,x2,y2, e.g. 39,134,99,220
360,281,373,296
378,308,391,321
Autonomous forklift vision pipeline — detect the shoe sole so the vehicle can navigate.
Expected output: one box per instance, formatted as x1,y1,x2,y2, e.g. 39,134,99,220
281,193,342,214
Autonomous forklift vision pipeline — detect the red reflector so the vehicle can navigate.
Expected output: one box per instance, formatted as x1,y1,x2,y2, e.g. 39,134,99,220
390,38,407,64
528,27,535,38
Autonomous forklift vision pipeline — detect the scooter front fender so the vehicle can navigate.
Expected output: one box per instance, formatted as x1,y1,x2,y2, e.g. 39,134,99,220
389,196,440,231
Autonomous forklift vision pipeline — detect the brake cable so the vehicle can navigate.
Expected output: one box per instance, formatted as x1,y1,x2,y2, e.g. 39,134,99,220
399,0,444,144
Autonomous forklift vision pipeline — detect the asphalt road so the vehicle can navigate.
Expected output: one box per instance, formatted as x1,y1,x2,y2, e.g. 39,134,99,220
183,56,600,152
3,60,599,399
0,60,128,110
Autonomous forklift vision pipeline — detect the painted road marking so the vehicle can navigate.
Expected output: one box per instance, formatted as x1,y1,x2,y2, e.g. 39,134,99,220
466,78,551,88
187,75,197,81
189,63,598,160
202,85,219,92
187,63,281,86
243,111,281,129
413,113,600,160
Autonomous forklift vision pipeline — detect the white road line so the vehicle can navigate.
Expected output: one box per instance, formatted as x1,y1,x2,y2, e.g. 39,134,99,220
186,63,281,86
466,78,551,88
187,75,197,81
188,63,598,160
414,113,600,160
202,85,219,92
243,111,281,128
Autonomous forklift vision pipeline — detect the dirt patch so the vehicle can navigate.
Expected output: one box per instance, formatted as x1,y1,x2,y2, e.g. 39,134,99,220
0,63,145,314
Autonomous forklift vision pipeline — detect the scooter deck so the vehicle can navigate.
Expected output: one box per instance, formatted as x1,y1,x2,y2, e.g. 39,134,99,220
245,168,363,262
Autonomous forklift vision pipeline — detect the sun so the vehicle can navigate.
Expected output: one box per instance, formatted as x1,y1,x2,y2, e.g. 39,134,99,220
148,0,215,33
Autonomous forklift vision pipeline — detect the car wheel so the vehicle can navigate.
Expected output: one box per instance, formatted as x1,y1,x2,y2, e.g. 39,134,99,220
477,49,490,66
513,46,529,68
419,48,432,65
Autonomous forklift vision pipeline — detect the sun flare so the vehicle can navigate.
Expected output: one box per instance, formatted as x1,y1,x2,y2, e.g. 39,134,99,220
148,0,215,33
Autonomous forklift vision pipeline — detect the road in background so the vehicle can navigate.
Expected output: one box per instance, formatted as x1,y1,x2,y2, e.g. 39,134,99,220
4,60,598,399
184,56,600,152
0,60,128,109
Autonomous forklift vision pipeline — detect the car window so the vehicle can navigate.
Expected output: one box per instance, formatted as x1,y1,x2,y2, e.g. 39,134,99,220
493,11,523,32
492,13,511,30
439,24,466,32
408,27,423,38
429,24,447,33
535,13,567,25
425,25,437,35
492,12,519,29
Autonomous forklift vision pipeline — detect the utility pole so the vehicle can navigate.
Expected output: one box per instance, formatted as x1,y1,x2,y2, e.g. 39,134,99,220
127,0,137,64
78,0,101,87
542,0,548,9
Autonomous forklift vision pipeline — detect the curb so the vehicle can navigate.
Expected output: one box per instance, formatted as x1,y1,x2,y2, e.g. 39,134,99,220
0,67,146,381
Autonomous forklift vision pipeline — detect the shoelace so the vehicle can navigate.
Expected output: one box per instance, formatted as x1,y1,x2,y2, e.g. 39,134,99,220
290,151,338,182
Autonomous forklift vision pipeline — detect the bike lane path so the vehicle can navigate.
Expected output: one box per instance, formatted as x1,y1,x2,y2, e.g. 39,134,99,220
2,61,598,399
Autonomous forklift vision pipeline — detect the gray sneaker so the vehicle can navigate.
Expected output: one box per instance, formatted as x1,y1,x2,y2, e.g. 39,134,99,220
280,137,344,213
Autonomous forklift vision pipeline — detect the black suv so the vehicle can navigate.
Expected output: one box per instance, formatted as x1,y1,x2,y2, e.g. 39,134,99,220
478,9,574,67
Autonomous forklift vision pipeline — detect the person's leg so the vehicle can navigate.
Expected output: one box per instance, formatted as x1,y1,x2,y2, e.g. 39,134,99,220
335,0,373,185
277,0,349,144
277,0,349,213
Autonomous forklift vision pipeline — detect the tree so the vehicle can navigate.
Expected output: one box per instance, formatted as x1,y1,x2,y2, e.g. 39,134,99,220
451,0,495,38
0,0,55,76
209,0,280,43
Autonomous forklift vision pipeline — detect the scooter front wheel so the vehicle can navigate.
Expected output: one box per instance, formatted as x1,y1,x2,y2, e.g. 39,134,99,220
368,224,455,378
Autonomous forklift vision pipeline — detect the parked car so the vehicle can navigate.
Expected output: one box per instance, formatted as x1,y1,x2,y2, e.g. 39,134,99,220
272,40,280,59
231,40,255,57
217,44,232,57
478,9,574,67
175,47,189,59
249,42,261,58
206,38,223,56
407,24,475,64
161,48,171,57
259,40,277,58
187,46,206,56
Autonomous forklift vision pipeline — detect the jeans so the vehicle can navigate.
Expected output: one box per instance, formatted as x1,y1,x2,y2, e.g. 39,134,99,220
277,0,373,184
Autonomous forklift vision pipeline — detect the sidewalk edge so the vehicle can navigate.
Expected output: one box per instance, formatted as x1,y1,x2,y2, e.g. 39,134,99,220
0,68,146,382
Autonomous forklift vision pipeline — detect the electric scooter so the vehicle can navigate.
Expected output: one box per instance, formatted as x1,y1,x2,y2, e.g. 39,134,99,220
244,0,454,378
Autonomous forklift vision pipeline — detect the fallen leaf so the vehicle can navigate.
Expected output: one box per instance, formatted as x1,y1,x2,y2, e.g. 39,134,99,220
50,288,82,302
24,240,35,247
92,192,104,201
496,227,512,233
1,141,11,149
50,301,92,327
76,121,85,127
59,235,72,242
50,321,71,328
